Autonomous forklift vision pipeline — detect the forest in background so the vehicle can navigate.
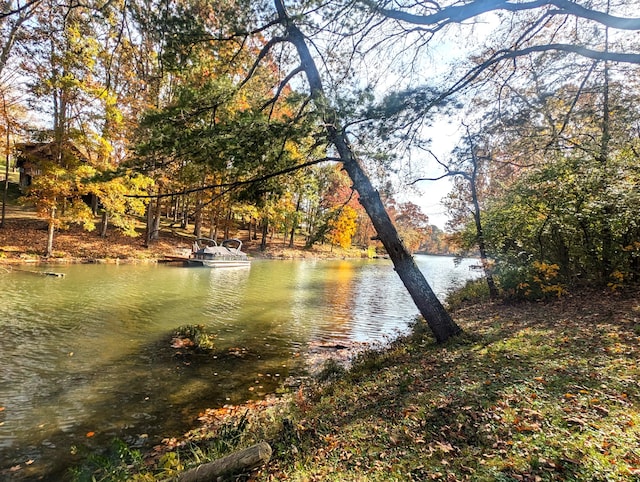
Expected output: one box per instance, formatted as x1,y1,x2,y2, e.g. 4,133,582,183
0,0,638,302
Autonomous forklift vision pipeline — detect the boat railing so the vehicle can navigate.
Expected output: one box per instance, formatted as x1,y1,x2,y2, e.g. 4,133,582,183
221,238,243,251
193,238,218,252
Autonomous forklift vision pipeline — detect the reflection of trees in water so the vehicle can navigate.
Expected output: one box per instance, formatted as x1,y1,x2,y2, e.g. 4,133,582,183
322,261,357,338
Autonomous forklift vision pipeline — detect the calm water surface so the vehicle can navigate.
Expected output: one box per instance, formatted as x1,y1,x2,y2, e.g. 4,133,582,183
0,256,480,479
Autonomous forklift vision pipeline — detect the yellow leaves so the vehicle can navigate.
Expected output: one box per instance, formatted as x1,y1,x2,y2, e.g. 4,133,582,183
327,206,358,249
608,270,626,291
514,260,567,299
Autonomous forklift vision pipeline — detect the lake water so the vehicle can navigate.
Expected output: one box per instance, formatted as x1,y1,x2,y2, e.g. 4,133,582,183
0,255,480,479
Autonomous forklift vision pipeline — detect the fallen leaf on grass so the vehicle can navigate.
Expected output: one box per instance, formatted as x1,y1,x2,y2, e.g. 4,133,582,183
435,441,454,453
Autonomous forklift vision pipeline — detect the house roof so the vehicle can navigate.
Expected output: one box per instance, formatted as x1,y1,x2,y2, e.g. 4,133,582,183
14,141,89,167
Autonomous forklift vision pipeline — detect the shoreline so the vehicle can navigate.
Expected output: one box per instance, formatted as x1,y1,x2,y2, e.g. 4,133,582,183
125,289,640,481
0,213,369,265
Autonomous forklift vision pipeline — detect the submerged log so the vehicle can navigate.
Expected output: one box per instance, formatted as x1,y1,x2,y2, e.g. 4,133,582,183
10,268,65,277
171,442,272,482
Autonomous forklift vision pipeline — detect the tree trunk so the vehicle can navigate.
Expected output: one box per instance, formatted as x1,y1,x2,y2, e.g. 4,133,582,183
46,209,56,258
224,208,232,239
152,190,162,241
289,196,301,248
277,2,462,342
100,211,108,238
1,93,10,229
173,196,179,223
0,155,7,228
599,31,612,281
145,188,163,245
470,179,498,299
145,199,153,247
193,202,203,238
260,219,268,251
209,210,217,240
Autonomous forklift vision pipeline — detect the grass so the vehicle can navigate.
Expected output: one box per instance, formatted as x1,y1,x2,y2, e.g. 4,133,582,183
259,292,640,482
75,289,640,481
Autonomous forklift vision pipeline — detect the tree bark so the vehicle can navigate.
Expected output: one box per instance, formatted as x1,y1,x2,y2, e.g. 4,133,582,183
100,210,108,238
469,178,498,299
46,208,55,258
224,208,232,239
170,442,272,482
260,219,268,251
145,198,154,247
599,25,612,281
275,0,462,342
1,91,10,228
289,195,301,248
152,188,163,241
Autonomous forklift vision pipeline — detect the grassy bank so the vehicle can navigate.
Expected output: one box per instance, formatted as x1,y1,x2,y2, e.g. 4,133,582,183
73,289,640,481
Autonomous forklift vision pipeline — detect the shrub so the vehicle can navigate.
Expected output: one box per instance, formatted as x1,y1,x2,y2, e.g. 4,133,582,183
497,260,567,300
445,278,491,309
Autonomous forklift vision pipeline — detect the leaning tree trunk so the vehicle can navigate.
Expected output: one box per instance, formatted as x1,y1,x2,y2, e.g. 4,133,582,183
277,1,462,342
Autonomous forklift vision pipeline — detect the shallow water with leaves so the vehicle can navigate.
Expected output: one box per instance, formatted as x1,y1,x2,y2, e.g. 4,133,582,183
0,256,479,479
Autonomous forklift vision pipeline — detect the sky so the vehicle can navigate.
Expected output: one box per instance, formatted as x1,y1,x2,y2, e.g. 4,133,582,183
373,18,496,230
402,117,462,229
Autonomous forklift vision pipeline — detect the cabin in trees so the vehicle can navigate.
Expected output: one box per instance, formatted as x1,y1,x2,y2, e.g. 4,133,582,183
14,141,100,211
14,141,89,189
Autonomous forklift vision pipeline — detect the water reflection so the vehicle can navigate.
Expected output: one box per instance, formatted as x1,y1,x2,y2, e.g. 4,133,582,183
0,256,480,479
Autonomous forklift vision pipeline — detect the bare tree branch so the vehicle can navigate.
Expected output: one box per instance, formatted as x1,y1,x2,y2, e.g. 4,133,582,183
375,0,640,31
409,171,468,183
0,0,41,20
260,65,304,113
238,35,289,90
445,43,640,104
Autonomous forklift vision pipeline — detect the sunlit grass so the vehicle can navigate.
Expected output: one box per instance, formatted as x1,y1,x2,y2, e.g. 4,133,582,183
252,292,640,481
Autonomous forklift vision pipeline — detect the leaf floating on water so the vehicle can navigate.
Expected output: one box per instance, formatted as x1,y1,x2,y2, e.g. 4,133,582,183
86,431,95,438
